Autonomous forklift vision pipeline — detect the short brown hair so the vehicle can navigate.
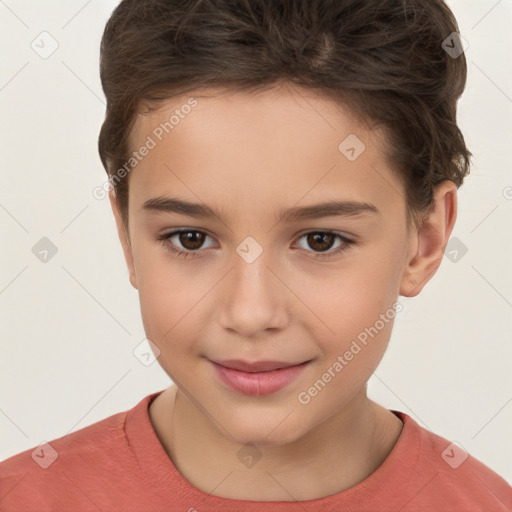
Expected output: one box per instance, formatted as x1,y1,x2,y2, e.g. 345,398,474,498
98,0,472,228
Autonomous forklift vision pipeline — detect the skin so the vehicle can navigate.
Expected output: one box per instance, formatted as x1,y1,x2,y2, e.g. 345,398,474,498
109,82,457,501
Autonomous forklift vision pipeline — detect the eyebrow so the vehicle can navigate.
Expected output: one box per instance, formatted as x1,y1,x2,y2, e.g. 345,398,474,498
142,196,379,223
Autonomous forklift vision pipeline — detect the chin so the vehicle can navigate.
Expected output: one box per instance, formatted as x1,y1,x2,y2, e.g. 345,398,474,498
218,412,308,448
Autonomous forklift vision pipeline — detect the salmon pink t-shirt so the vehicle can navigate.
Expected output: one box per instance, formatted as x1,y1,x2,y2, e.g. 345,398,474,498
1,390,511,511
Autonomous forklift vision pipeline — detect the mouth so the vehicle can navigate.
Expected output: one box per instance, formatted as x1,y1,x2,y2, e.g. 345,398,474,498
209,358,312,396
210,358,310,372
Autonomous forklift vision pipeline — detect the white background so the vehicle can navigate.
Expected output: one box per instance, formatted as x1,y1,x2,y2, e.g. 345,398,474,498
1,0,511,485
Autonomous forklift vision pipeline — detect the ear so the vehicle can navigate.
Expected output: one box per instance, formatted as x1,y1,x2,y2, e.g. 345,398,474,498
400,181,457,297
108,188,138,289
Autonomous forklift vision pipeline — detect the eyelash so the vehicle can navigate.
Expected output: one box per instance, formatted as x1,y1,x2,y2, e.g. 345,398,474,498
156,229,355,260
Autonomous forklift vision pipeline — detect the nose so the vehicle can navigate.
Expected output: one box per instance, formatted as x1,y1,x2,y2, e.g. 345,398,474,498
218,248,289,338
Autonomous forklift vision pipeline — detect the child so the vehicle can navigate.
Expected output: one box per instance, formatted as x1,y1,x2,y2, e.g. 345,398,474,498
1,0,511,510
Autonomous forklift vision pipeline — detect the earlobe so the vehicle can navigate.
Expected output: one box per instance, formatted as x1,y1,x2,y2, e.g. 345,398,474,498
399,181,458,297
108,189,138,290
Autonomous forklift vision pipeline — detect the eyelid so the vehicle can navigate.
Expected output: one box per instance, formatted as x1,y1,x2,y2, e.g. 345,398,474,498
160,228,217,248
157,228,355,258
159,227,355,241
295,227,355,240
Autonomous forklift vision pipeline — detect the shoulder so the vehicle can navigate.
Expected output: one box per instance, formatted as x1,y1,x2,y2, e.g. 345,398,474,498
1,407,128,476
396,412,512,511
0,394,157,511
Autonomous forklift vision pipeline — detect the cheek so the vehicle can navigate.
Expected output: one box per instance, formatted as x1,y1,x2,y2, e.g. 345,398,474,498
293,252,402,331
290,247,402,373
134,231,404,364
137,281,201,382
134,250,216,363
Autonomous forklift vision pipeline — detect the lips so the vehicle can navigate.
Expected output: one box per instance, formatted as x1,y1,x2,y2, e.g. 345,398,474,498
209,358,312,396
210,359,308,373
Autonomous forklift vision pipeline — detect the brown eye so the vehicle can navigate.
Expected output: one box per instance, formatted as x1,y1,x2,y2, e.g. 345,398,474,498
158,229,354,261
177,231,206,250
305,232,336,252
157,229,215,257
295,231,354,259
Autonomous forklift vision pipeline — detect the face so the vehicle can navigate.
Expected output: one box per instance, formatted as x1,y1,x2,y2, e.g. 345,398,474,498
112,83,419,446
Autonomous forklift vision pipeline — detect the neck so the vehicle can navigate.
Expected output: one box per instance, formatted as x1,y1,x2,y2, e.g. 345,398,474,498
149,385,403,501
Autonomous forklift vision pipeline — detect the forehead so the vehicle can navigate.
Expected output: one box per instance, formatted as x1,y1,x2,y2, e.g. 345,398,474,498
127,84,403,219
131,84,372,148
